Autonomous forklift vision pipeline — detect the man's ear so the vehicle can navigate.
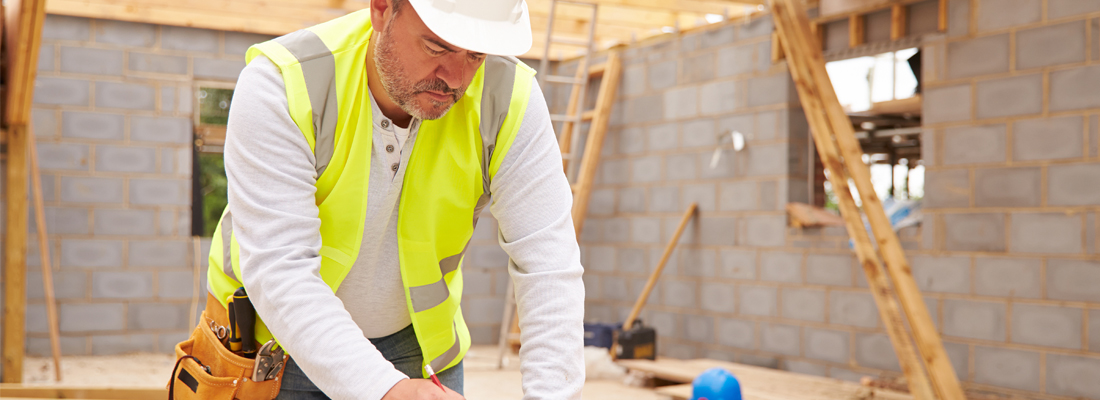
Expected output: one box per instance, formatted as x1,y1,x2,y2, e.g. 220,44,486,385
370,0,394,32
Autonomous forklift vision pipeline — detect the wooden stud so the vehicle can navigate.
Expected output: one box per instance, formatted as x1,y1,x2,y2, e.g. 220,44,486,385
938,0,947,32
891,4,907,41
848,14,864,47
28,137,63,382
810,22,824,51
622,203,697,331
3,0,49,383
774,0,967,398
771,31,784,62
771,4,935,398
2,125,29,384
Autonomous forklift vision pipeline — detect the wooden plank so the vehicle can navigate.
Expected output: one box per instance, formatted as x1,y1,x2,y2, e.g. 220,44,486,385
619,359,913,400
5,0,48,125
3,0,48,383
848,14,864,47
773,1,965,399
2,125,30,384
28,136,63,382
820,0,894,17
769,1,936,399
937,0,946,31
621,203,696,331
45,0,313,36
527,0,691,29
770,31,783,62
813,0,926,24
0,384,168,399
890,3,906,40
570,50,621,238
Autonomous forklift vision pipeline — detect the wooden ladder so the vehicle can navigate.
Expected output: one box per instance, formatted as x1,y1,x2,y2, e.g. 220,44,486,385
495,51,623,368
769,0,964,399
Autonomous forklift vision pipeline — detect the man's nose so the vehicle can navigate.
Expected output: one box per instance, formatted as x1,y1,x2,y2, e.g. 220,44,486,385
435,54,470,91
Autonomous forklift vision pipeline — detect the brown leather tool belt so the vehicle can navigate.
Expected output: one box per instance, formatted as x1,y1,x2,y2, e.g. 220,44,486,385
168,293,287,400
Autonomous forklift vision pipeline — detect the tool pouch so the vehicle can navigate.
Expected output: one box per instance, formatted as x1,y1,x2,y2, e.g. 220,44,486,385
168,295,286,400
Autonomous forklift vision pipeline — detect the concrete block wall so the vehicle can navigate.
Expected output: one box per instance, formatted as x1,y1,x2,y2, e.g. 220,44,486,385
571,4,1100,400
5,14,269,356
571,13,820,365
461,210,513,345
912,1,1100,398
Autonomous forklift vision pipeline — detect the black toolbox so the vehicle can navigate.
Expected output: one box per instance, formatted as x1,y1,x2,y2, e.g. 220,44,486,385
615,320,656,360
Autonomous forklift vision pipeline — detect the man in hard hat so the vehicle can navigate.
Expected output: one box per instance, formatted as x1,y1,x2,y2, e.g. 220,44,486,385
205,0,585,398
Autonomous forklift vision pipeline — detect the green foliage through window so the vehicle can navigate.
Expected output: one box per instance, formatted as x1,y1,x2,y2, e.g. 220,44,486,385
198,88,234,125
195,86,234,237
198,152,228,237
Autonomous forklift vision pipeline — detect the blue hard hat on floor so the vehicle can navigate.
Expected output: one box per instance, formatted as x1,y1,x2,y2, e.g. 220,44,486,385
691,367,742,400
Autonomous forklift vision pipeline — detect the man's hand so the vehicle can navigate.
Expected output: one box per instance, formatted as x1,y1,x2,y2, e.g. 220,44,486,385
382,378,465,400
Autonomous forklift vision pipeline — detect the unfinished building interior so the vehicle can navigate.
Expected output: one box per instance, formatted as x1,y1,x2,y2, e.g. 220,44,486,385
2,0,1099,399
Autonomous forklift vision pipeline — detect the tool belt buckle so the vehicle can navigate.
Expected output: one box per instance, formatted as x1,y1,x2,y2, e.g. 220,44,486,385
252,339,285,382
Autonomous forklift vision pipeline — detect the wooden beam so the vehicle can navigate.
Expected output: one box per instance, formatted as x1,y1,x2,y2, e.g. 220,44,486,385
45,0,321,36
848,14,864,47
813,0,928,24
2,125,29,384
771,31,783,62
3,0,48,383
937,0,946,31
621,203,696,331
529,14,638,42
890,3,906,40
580,0,761,14
771,1,935,399
28,136,63,382
527,0,703,29
0,384,168,399
772,0,966,398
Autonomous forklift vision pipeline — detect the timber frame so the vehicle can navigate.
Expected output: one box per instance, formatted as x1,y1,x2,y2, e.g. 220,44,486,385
44,0,767,60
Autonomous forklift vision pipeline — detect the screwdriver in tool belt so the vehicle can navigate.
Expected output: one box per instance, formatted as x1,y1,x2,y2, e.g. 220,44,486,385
423,365,445,392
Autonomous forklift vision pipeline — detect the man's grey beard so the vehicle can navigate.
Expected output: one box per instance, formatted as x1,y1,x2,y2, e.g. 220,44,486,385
374,24,463,120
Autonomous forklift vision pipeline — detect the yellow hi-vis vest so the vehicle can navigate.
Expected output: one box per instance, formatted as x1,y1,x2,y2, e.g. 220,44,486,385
205,9,535,375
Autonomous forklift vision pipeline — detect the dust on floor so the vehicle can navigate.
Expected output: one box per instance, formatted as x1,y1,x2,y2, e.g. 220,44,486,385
23,345,667,399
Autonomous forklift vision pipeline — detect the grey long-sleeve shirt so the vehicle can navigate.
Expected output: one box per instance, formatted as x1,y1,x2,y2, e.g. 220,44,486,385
224,56,585,400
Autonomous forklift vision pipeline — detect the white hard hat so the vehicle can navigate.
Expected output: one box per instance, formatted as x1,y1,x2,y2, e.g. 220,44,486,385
406,0,532,56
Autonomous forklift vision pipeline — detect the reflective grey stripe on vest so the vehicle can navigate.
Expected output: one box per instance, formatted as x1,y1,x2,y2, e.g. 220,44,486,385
407,56,520,314
429,321,463,372
221,211,237,282
478,55,519,195
275,30,339,177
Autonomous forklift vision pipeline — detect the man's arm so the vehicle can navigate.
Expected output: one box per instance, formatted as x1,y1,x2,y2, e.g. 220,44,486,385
488,77,587,399
224,56,410,400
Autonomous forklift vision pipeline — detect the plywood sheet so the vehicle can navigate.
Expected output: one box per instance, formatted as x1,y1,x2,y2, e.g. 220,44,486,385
820,0,900,18
619,358,913,400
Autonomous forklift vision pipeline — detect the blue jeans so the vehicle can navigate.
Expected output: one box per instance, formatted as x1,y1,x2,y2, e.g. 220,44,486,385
276,324,464,399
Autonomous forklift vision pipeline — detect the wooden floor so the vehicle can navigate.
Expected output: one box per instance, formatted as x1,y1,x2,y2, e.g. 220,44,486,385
463,346,667,400
10,346,666,400
9,347,913,400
